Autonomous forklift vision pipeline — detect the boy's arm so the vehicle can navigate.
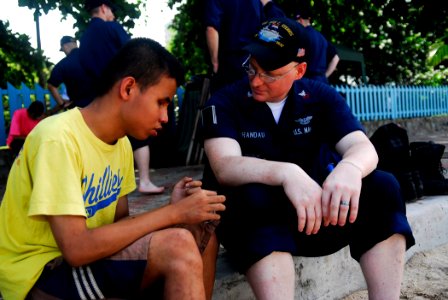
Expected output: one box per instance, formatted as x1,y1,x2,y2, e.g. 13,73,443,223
48,189,225,267
114,195,129,222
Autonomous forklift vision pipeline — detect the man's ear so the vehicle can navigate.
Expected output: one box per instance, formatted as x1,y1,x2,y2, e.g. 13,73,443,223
294,48,307,79
295,62,307,80
119,77,136,100
100,4,108,14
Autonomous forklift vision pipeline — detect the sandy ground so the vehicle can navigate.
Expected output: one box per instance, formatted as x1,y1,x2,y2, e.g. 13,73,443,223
343,243,448,300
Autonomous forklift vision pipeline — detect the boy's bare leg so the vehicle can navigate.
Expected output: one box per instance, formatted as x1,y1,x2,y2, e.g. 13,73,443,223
202,233,219,300
142,228,206,300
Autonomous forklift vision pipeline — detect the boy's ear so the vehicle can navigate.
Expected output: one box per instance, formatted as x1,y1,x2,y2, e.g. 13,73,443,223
119,77,136,100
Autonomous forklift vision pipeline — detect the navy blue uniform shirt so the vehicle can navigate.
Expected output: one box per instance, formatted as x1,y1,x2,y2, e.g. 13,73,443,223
202,78,415,273
79,17,130,79
204,0,285,85
48,48,95,107
202,77,363,175
303,26,337,83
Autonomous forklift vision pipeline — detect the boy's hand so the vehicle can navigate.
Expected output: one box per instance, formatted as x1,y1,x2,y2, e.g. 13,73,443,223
174,189,226,224
170,177,203,204
170,177,226,224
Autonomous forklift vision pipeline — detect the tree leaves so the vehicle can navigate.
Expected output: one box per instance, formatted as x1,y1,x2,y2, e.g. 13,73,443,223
18,0,142,37
0,21,48,87
168,0,447,85
6,0,448,86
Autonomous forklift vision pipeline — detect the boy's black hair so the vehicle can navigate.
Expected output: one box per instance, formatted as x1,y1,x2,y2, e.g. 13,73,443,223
27,101,45,120
96,38,185,97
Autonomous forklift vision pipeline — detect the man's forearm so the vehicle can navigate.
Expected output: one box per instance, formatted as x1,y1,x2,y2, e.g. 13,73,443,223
210,155,304,187
206,26,219,73
325,55,340,78
335,131,378,178
48,84,65,106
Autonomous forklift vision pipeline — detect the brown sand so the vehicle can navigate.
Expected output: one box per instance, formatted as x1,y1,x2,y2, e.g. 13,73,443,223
343,243,448,300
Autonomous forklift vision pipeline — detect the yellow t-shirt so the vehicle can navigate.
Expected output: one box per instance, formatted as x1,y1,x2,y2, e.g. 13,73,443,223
0,108,136,299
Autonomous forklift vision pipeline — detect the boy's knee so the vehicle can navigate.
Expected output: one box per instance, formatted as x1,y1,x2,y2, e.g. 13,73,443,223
161,228,203,271
156,227,195,248
161,228,201,255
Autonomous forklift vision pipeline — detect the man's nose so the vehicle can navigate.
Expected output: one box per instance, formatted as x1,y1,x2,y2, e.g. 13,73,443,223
250,73,264,86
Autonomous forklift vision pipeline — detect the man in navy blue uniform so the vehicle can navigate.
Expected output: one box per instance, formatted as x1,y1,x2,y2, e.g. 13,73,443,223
295,4,339,84
204,0,284,91
80,0,130,83
202,17,415,299
48,36,95,108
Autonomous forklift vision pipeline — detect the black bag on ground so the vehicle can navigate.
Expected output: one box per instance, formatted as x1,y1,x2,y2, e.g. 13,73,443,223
410,141,448,196
370,123,424,201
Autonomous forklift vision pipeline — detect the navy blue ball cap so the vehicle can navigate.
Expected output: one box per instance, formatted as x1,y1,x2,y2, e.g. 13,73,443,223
243,17,309,71
59,36,76,51
84,0,117,12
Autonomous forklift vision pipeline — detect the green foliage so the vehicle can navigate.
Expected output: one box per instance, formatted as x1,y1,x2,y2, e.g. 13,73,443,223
312,0,447,85
2,1,142,87
427,31,448,67
0,21,50,88
6,0,447,86
18,0,142,38
167,0,209,80
168,0,447,86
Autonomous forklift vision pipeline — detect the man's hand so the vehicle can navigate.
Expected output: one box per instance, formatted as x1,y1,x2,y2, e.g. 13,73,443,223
282,165,323,235
321,161,362,227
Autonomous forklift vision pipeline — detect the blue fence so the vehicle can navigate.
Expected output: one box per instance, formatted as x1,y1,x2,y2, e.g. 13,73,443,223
335,85,448,121
0,83,447,148
0,82,58,148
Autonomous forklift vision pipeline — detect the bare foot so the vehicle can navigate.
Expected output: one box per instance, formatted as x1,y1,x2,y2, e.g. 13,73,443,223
138,181,165,194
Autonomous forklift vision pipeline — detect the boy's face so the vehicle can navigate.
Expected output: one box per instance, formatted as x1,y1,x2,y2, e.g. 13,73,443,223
123,75,177,140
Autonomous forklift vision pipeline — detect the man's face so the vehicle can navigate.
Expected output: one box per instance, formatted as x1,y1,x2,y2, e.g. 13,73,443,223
104,4,115,21
61,42,76,56
247,59,305,102
61,44,70,56
122,75,177,140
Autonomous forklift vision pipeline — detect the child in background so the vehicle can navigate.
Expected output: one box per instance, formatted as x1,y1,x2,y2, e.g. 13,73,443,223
6,101,45,157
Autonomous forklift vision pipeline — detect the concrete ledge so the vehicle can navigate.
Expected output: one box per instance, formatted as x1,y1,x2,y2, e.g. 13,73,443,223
212,196,448,300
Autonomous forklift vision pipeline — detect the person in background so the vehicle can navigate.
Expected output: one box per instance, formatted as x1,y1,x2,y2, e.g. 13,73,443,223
295,2,340,84
0,38,226,300
48,36,95,109
6,100,45,157
81,0,162,194
201,17,414,299
129,136,165,194
80,0,130,83
205,0,285,92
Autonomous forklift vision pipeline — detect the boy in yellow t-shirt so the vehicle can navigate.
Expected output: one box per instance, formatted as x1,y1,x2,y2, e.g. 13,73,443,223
0,38,225,300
